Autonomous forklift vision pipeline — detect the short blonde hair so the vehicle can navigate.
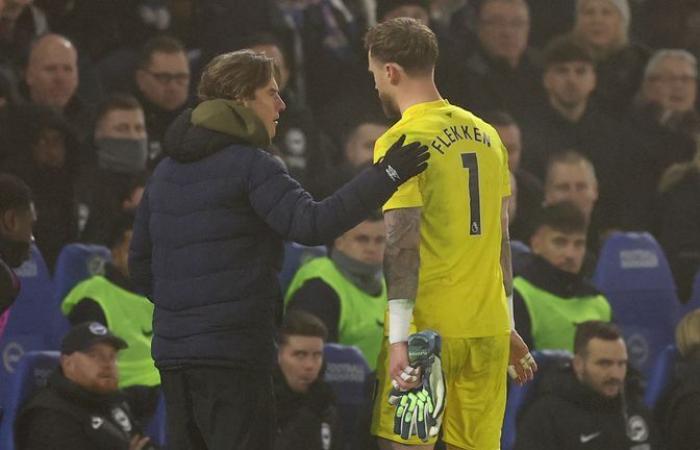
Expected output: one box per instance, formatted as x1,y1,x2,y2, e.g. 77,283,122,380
676,309,700,358
198,50,276,102
365,17,438,76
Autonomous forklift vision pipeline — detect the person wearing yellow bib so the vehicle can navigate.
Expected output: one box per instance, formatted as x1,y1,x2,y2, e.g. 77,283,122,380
286,211,387,371
364,17,536,450
62,213,159,425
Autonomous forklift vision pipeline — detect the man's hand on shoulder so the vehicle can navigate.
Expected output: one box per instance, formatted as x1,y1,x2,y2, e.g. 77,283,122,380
376,134,430,186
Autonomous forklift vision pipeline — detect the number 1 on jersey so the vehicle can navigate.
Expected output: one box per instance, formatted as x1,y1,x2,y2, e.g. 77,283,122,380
461,153,481,235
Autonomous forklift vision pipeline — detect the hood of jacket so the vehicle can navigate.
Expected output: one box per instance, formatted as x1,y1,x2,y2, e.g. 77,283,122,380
164,99,271,163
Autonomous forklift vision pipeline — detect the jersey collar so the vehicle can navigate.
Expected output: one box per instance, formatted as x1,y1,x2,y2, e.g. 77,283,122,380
402,99,450,120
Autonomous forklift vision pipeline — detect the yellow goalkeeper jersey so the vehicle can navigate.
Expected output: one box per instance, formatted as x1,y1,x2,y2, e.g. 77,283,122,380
374,99,511,338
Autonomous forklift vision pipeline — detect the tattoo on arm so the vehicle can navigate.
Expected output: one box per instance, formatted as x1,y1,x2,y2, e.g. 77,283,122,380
384,207,422,300
501,197,513,296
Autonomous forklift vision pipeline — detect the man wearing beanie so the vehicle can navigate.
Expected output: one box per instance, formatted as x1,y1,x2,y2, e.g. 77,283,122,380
15,322,156,450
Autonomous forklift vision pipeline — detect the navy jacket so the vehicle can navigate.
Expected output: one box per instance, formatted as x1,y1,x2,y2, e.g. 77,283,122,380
129,100,396,370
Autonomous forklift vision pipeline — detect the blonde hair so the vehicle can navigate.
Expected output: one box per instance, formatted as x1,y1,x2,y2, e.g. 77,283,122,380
676,309,700,358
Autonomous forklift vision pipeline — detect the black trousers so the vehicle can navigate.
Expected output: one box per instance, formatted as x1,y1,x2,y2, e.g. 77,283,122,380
160,367,275,450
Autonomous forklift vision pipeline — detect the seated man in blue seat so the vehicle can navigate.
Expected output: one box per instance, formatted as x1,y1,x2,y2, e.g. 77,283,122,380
61,212,159,424
513,201,612,352
515,321,662,450
285,211,387,370
15,322,155,450
274,310,341,450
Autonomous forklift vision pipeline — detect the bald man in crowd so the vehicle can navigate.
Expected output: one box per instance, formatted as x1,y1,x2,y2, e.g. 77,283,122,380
24,33,93,145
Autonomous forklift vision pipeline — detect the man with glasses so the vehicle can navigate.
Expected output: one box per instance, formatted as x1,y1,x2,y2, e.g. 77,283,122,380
133,35,190,168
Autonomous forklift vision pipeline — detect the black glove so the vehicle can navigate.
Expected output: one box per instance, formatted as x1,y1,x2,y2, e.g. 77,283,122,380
376,135,430,186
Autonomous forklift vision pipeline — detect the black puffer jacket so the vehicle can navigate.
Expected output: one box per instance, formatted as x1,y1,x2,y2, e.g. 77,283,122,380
515,365,662,450
129,99,398,370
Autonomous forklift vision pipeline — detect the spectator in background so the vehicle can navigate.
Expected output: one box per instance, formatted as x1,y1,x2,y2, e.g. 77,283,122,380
274,310,341,450
656,309,700,450
571,0,650,115
655,148,700,303
485,110,542,243
621,49,698,231
315,108,389,198
512,202,611,352
61,213,160,424
286,212,387,370
133,35,190,167
446,0,543,118
521,35,623,229
15,322,155,450
244,33,332,191
515,321,661,450
543,151,603,274
0,0,49,67
3,104,80,270
0,174,34,339
23,34,94,145
77,94,148,243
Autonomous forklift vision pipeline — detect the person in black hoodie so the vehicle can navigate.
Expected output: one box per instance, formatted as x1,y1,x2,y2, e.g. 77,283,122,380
656,309,700,450
274,310,341,450
15,322,155,450
128,49,428,450
515,321,662,450
3,103,80,270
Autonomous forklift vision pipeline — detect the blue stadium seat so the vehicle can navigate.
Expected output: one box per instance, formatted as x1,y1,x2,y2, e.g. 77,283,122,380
0,246,60,407
0,351,59,450
644,345,678,409
592,232,680,376
323,343,371,450
279,242,327,292
501,350,573,450
53,243,111,302
144,391,167,447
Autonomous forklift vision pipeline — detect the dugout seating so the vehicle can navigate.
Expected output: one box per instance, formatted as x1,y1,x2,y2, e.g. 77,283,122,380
0,351,59,450
323,343,371,450
501,350,573,450
53,243,111,302
0,246,59,407
644,345,679,409
592,232,679,377
279,242,327,292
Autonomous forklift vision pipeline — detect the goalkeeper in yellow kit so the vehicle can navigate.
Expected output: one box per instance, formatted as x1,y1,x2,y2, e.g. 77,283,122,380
365,18,537,450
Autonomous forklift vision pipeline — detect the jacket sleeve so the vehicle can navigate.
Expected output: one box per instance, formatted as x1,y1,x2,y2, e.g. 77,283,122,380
129,185,153,298
514,400,561,450
248,152,397,245
17,409,96,450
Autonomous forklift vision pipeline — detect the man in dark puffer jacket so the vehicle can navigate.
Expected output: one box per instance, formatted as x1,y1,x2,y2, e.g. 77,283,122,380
129,49,429,450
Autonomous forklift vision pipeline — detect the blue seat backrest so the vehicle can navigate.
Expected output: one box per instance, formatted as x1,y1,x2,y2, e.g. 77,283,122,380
502,350,573,450
53,243,111,302
279,242,327,292
144,391,167,448
0,351,60,450
592,232,679,376
644,345,678,409
324,343,371,450
0,246,60,406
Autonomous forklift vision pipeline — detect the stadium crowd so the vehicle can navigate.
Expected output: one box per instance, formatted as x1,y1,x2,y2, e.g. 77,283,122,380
0,0,699,449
